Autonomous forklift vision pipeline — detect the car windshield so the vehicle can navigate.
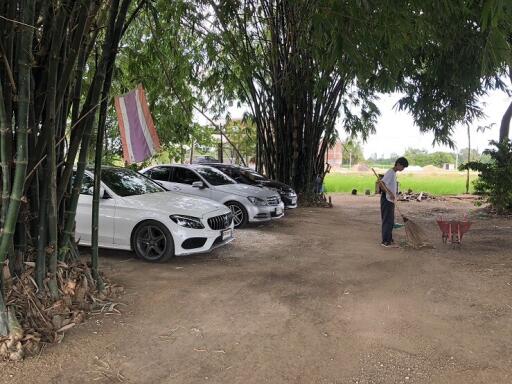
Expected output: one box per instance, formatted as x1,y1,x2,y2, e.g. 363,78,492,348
101,168,164,196
195,166,235,186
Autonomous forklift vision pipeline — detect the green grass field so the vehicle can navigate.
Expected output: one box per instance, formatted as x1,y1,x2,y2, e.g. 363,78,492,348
324,172,478,195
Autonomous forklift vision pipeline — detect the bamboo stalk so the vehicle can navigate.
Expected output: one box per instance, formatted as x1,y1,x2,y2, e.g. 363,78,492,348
0,0,34,264
35,171,48,290
0,285,8,336
0,77,10,228
45,9,62,300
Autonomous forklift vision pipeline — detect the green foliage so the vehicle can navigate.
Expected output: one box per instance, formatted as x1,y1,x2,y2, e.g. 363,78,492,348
404,148,456,167
463,140,512,214
458,148,483,163
393,1,511,146
111,0,215,161
223,118,257,163
403,149,430,166
341,140,365,165
430,152,457,168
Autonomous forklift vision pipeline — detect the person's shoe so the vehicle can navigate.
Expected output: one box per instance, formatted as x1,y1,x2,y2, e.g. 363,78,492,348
381,241,399,248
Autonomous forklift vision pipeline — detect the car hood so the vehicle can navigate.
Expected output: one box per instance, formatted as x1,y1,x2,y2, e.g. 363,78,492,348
121,191,228,217
214,183,278,198
257,180,295,193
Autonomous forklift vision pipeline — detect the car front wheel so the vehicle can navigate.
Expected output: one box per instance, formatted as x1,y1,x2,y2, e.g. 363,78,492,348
225,201,248,228
133,220,174,262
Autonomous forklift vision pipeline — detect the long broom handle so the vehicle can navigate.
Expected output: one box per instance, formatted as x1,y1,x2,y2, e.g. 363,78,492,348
371,168,406,219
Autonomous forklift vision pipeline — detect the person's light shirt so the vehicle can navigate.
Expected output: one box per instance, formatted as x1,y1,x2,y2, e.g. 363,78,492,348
382,169,397,203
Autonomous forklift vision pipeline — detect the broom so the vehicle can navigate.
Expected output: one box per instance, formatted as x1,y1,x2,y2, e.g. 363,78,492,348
371,168,431,248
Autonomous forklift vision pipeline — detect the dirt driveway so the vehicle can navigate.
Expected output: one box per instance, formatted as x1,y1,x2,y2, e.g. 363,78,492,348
2,195,512,384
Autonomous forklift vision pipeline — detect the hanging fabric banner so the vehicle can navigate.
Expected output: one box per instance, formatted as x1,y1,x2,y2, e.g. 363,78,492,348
114,84,161,164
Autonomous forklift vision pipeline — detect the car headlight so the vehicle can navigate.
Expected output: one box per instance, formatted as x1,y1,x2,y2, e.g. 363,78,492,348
169,215,204,229
247,196,268,206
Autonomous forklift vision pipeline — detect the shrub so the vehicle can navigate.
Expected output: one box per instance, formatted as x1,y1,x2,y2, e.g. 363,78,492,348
462,140,512,214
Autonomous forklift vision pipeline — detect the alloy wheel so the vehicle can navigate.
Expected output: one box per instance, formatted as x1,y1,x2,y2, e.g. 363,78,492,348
229,204,245,227
136,225,167,261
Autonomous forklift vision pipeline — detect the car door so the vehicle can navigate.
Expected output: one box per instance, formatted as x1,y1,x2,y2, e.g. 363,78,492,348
75,173,116,246
170,167,212,199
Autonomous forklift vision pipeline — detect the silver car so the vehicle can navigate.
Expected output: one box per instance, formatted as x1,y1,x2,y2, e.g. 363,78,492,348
141,164,285,228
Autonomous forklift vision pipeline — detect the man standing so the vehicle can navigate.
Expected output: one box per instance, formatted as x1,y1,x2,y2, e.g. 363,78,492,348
379,157,409,247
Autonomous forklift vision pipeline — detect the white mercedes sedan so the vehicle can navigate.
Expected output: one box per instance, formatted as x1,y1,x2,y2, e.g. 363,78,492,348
75,167,234,262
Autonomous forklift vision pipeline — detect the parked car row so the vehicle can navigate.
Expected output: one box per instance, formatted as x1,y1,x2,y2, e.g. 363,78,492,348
140,164,287,227
205,163,298,209
74,164,297,263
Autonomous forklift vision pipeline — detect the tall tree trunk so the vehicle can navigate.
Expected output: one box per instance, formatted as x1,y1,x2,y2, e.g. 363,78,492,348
499,100,512,143
189,138,194,163
466,124,471,194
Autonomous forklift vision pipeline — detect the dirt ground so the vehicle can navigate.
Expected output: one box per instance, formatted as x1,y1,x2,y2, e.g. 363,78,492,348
1,194,512,384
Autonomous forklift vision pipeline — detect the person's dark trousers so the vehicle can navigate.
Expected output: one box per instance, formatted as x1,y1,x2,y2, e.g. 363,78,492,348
380,192,395,243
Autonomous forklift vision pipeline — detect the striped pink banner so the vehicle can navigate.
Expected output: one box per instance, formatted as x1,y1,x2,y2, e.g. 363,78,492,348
114,85,161,164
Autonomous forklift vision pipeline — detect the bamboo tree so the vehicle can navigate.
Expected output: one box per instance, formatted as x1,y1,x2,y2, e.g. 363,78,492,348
92,0,132,290
57,10,104,206
61,0,136,262
59,56,112,258
0,0,34,263
29,0,83,168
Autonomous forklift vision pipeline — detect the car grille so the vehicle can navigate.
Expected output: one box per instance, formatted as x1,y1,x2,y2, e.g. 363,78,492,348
208,213,233,230
267,196,280,206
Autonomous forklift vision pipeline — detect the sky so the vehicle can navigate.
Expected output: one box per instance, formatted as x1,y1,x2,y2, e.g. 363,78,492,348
358,90,511,158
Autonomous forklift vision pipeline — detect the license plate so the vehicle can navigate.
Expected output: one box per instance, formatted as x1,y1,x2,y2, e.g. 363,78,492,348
275,208,282,216
222,229,232,240
291,197,297,205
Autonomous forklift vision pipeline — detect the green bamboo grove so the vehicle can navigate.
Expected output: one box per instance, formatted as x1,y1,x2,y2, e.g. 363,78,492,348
0,0,138,356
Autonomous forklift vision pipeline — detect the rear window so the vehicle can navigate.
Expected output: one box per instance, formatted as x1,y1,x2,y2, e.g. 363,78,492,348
195,166,235,186
101,168,164,196
148,167,171,182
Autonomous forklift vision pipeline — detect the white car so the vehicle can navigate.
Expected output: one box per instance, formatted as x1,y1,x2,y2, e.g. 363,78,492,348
75,167,234,262
141,164,285,228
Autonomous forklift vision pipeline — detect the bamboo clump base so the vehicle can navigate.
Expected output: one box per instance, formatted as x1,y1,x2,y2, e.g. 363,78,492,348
0,260,123,361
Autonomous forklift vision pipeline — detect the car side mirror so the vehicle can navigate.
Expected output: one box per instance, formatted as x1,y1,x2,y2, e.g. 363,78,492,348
88,186,107,198
192,181,206,189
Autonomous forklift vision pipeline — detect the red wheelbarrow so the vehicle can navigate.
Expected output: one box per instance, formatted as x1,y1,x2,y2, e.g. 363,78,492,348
436,217,473,245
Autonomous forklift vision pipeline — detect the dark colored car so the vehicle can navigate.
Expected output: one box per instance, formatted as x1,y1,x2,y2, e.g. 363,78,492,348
191,156,219,164
206,163,298,209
